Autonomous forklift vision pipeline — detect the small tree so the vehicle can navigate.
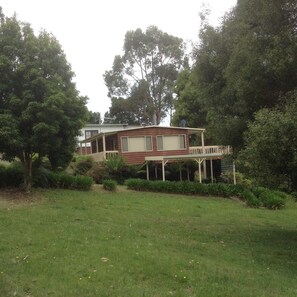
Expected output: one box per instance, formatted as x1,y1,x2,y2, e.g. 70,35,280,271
238,91,297,191
0,12,88,191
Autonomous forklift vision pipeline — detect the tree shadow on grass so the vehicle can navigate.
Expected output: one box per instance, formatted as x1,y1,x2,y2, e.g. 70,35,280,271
243,227,297,275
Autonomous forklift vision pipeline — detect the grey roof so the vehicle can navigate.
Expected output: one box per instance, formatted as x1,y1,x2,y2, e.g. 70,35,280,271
80,125,205,144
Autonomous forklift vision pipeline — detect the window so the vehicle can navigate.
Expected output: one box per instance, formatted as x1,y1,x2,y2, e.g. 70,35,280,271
145,136,152,151
157,136,163,151
179,135,186,149
121,136,153,152
85,130,98,139
122,137,128,152
157,134,187,151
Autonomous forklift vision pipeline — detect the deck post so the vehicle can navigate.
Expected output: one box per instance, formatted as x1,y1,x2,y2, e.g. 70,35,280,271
233,160,236,185
102,134,106,160
187,164,190,181
162,160,165,181
146,162,149,180
210,158,214,183
201,131,207,178
96,138,99,153
198,160,202,183
179,163,182,181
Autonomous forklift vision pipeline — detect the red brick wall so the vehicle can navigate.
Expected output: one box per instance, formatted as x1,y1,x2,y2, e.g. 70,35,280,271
117,127,190,164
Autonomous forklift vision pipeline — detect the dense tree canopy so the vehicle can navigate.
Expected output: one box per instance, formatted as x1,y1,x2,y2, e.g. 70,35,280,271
0,9,88,190
238,91,297,191
88,111,102,124
104,25,187,125
174,0,297,150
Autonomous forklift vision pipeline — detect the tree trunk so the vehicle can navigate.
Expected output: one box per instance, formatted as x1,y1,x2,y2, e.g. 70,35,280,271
22,151,33,192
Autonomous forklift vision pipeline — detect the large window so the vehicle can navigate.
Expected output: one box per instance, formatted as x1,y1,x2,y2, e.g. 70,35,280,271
121,136,152,152
157,134,186,151
85,130,98,139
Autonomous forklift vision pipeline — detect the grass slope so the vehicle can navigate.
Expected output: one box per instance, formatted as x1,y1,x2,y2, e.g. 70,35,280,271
0,187,297,297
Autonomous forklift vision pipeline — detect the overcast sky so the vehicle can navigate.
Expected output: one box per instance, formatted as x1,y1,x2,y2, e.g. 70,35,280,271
0,0,236,120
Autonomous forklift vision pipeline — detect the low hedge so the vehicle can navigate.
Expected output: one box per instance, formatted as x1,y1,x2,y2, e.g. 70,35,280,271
0,164,93,191
103,179,117,192
125,179,286,210
0,164,24,188
37,171,93,191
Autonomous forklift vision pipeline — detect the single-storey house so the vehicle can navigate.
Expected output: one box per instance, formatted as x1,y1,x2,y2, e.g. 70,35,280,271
78,125,234,183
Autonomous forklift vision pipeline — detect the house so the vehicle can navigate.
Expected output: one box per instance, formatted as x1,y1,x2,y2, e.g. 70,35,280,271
78,125,233,183
77,123,136,154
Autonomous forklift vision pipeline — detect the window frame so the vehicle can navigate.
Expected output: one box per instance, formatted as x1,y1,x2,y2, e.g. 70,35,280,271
121,135,153,153
85,129,98,140
156,134,187,151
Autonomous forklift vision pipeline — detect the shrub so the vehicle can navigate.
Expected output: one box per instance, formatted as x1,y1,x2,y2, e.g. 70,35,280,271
33,167,53,188
73,157,94,175
103,179,117,191
241,190,261,208
251,186,267,198
125,178,287,210
291,192,297,202
73,175,94,190
86,163,109,184
0,165,6,188
259,190,285,210
5,163,24,187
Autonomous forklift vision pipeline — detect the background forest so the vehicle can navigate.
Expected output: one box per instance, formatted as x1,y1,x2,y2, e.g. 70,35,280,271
105,0,297,191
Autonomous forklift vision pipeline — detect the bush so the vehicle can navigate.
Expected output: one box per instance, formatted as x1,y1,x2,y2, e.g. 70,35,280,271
241,190,261,208
5,163,24,187
259,190,285,210
103,179,117,191
73,157,94,175
33,169,93,191
0,165,6,188
291,192,297,202
33,167,53,188
56,172,93,190
125,178,287,210
73,175,94,191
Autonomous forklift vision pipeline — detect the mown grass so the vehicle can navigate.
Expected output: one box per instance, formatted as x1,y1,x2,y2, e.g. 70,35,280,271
0,186,297,297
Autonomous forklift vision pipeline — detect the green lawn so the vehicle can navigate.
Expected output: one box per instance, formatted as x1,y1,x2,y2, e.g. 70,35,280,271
0,186,297,297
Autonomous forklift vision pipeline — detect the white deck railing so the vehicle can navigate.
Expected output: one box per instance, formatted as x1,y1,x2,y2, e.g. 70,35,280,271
189,145,232,155
86,151,119,162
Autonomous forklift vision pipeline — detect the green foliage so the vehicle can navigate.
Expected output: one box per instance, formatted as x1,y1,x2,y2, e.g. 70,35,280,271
0,12,88,190
32,167,93,190
53,172,93,191
104,156,138,184
258,191,285,210
291,192,297,202
5,163,24,187
174,0,297,151
103,179,117,191
238,92,297,191
0,165,6,188
88,111,102,124
125,178,286,209
73,157,94,175
241,190,262,208
104,25,186,124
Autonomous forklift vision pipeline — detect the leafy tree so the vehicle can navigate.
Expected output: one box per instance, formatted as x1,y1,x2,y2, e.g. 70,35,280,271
0,11,88,190
238,90,297,191
88,111,102,124
174,0,297,151
104,25,186,125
